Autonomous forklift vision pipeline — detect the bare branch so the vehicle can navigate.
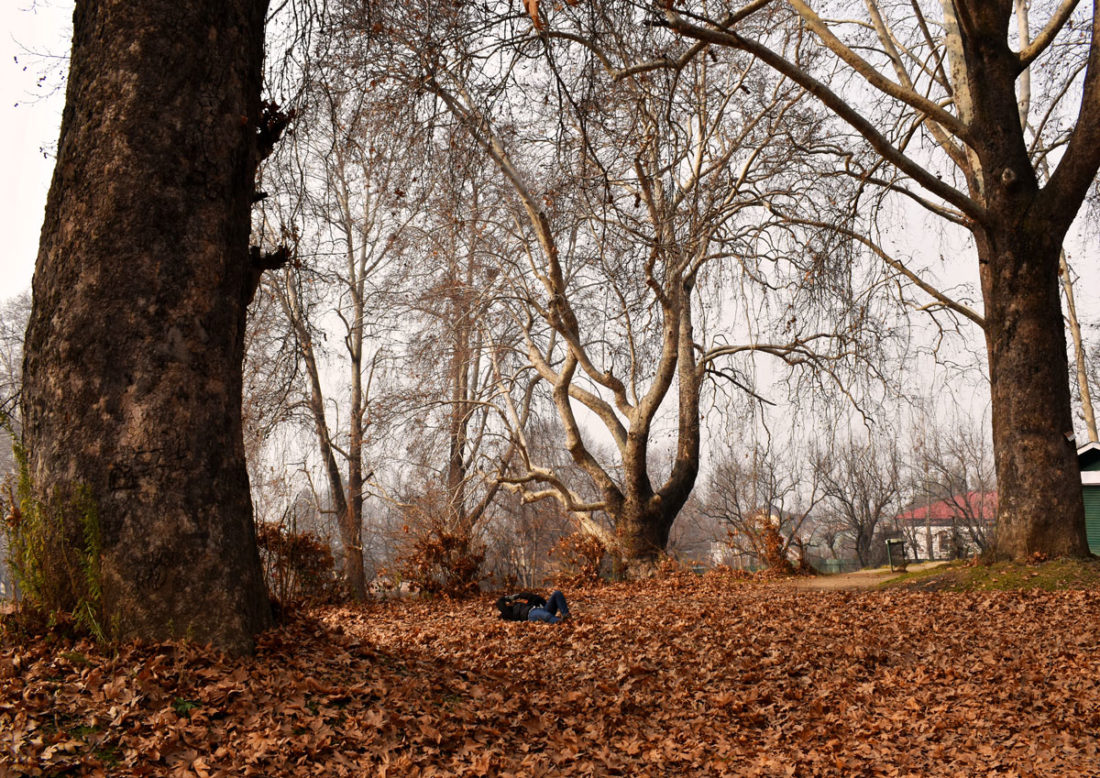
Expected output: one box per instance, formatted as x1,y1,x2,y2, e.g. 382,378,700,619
663,10,988,223
1019,0,1082,67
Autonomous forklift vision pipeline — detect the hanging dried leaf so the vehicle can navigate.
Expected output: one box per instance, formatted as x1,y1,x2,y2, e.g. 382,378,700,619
524,0,544,31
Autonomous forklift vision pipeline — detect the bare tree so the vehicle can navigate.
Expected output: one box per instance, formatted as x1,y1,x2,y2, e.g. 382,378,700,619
667,493,721,566
390,133,527,581
1059,252,1098,442
359,5,877,576
661,0,1100,560
482,491,573,587
909,405,997,555
242,279,300,473
804,511,853,564
699,442,821,570
0,292,30,500
0,291,30,435
813,438,904,567
0,291,30,601
257,69,423,599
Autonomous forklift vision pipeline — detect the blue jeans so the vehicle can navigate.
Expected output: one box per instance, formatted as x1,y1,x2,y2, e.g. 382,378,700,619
528,590,571,624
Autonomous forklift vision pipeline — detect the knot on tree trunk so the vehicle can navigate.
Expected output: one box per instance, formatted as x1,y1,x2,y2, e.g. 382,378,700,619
255,100,296,161
246,244,292,304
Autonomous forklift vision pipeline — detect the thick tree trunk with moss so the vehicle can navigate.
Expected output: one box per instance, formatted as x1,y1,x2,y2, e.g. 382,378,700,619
614,371,700,579
21,0,273,653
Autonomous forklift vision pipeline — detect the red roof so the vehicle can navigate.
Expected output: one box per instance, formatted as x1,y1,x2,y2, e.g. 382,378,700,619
896,491,998,524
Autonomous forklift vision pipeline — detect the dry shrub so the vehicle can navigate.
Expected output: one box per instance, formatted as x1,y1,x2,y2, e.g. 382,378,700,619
657,556,688,578
761,524,796,575
395,493,486,598
654,556,701,589
398,527,485,598
256,523,342,605
550,532,605,587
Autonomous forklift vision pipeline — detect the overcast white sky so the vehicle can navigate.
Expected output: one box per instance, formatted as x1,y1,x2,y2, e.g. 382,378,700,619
1,1,71,299
1,1,1094,352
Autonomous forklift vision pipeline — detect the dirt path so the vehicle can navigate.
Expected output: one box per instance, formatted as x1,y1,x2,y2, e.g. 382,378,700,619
790,561,948,590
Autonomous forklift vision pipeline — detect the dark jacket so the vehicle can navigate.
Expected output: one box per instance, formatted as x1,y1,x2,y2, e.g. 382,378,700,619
495,592,546,621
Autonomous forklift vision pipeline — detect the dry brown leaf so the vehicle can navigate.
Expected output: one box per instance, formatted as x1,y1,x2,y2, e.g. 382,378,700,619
523,0,544,31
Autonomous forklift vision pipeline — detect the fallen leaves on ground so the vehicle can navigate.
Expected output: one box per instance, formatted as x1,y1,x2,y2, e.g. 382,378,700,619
3,574,1100,776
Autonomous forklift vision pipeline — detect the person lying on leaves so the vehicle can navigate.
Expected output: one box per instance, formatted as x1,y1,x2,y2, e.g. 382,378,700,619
495,590,572,624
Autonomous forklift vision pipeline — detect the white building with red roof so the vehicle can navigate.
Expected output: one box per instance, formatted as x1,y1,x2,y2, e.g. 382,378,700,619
895,491,997,560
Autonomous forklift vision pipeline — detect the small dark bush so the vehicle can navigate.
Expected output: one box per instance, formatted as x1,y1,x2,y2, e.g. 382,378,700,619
256,523,342,605
397,526,486,598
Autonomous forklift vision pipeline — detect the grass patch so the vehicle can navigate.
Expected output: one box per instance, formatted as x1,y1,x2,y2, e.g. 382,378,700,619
71,724,99,737
172,698,201,718
95,742,121,766
884,556,1100,592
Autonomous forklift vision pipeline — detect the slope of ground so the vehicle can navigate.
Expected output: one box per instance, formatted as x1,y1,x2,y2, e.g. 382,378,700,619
790,561,949,591
883,557,1100,592
3,573,1100,776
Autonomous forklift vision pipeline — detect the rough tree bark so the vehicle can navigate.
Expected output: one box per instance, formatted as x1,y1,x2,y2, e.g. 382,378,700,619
22,0,274,652
978,227,1088,558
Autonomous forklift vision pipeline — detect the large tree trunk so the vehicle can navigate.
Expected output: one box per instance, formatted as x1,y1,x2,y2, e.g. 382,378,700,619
981,229,1091,560
607,284,702,577
664,0,1100,564
615,499,675,578
22,0,273,653
964,5,1091,561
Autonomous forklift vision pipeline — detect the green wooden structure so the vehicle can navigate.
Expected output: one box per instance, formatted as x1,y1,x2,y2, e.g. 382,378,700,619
1079,443,1100,554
